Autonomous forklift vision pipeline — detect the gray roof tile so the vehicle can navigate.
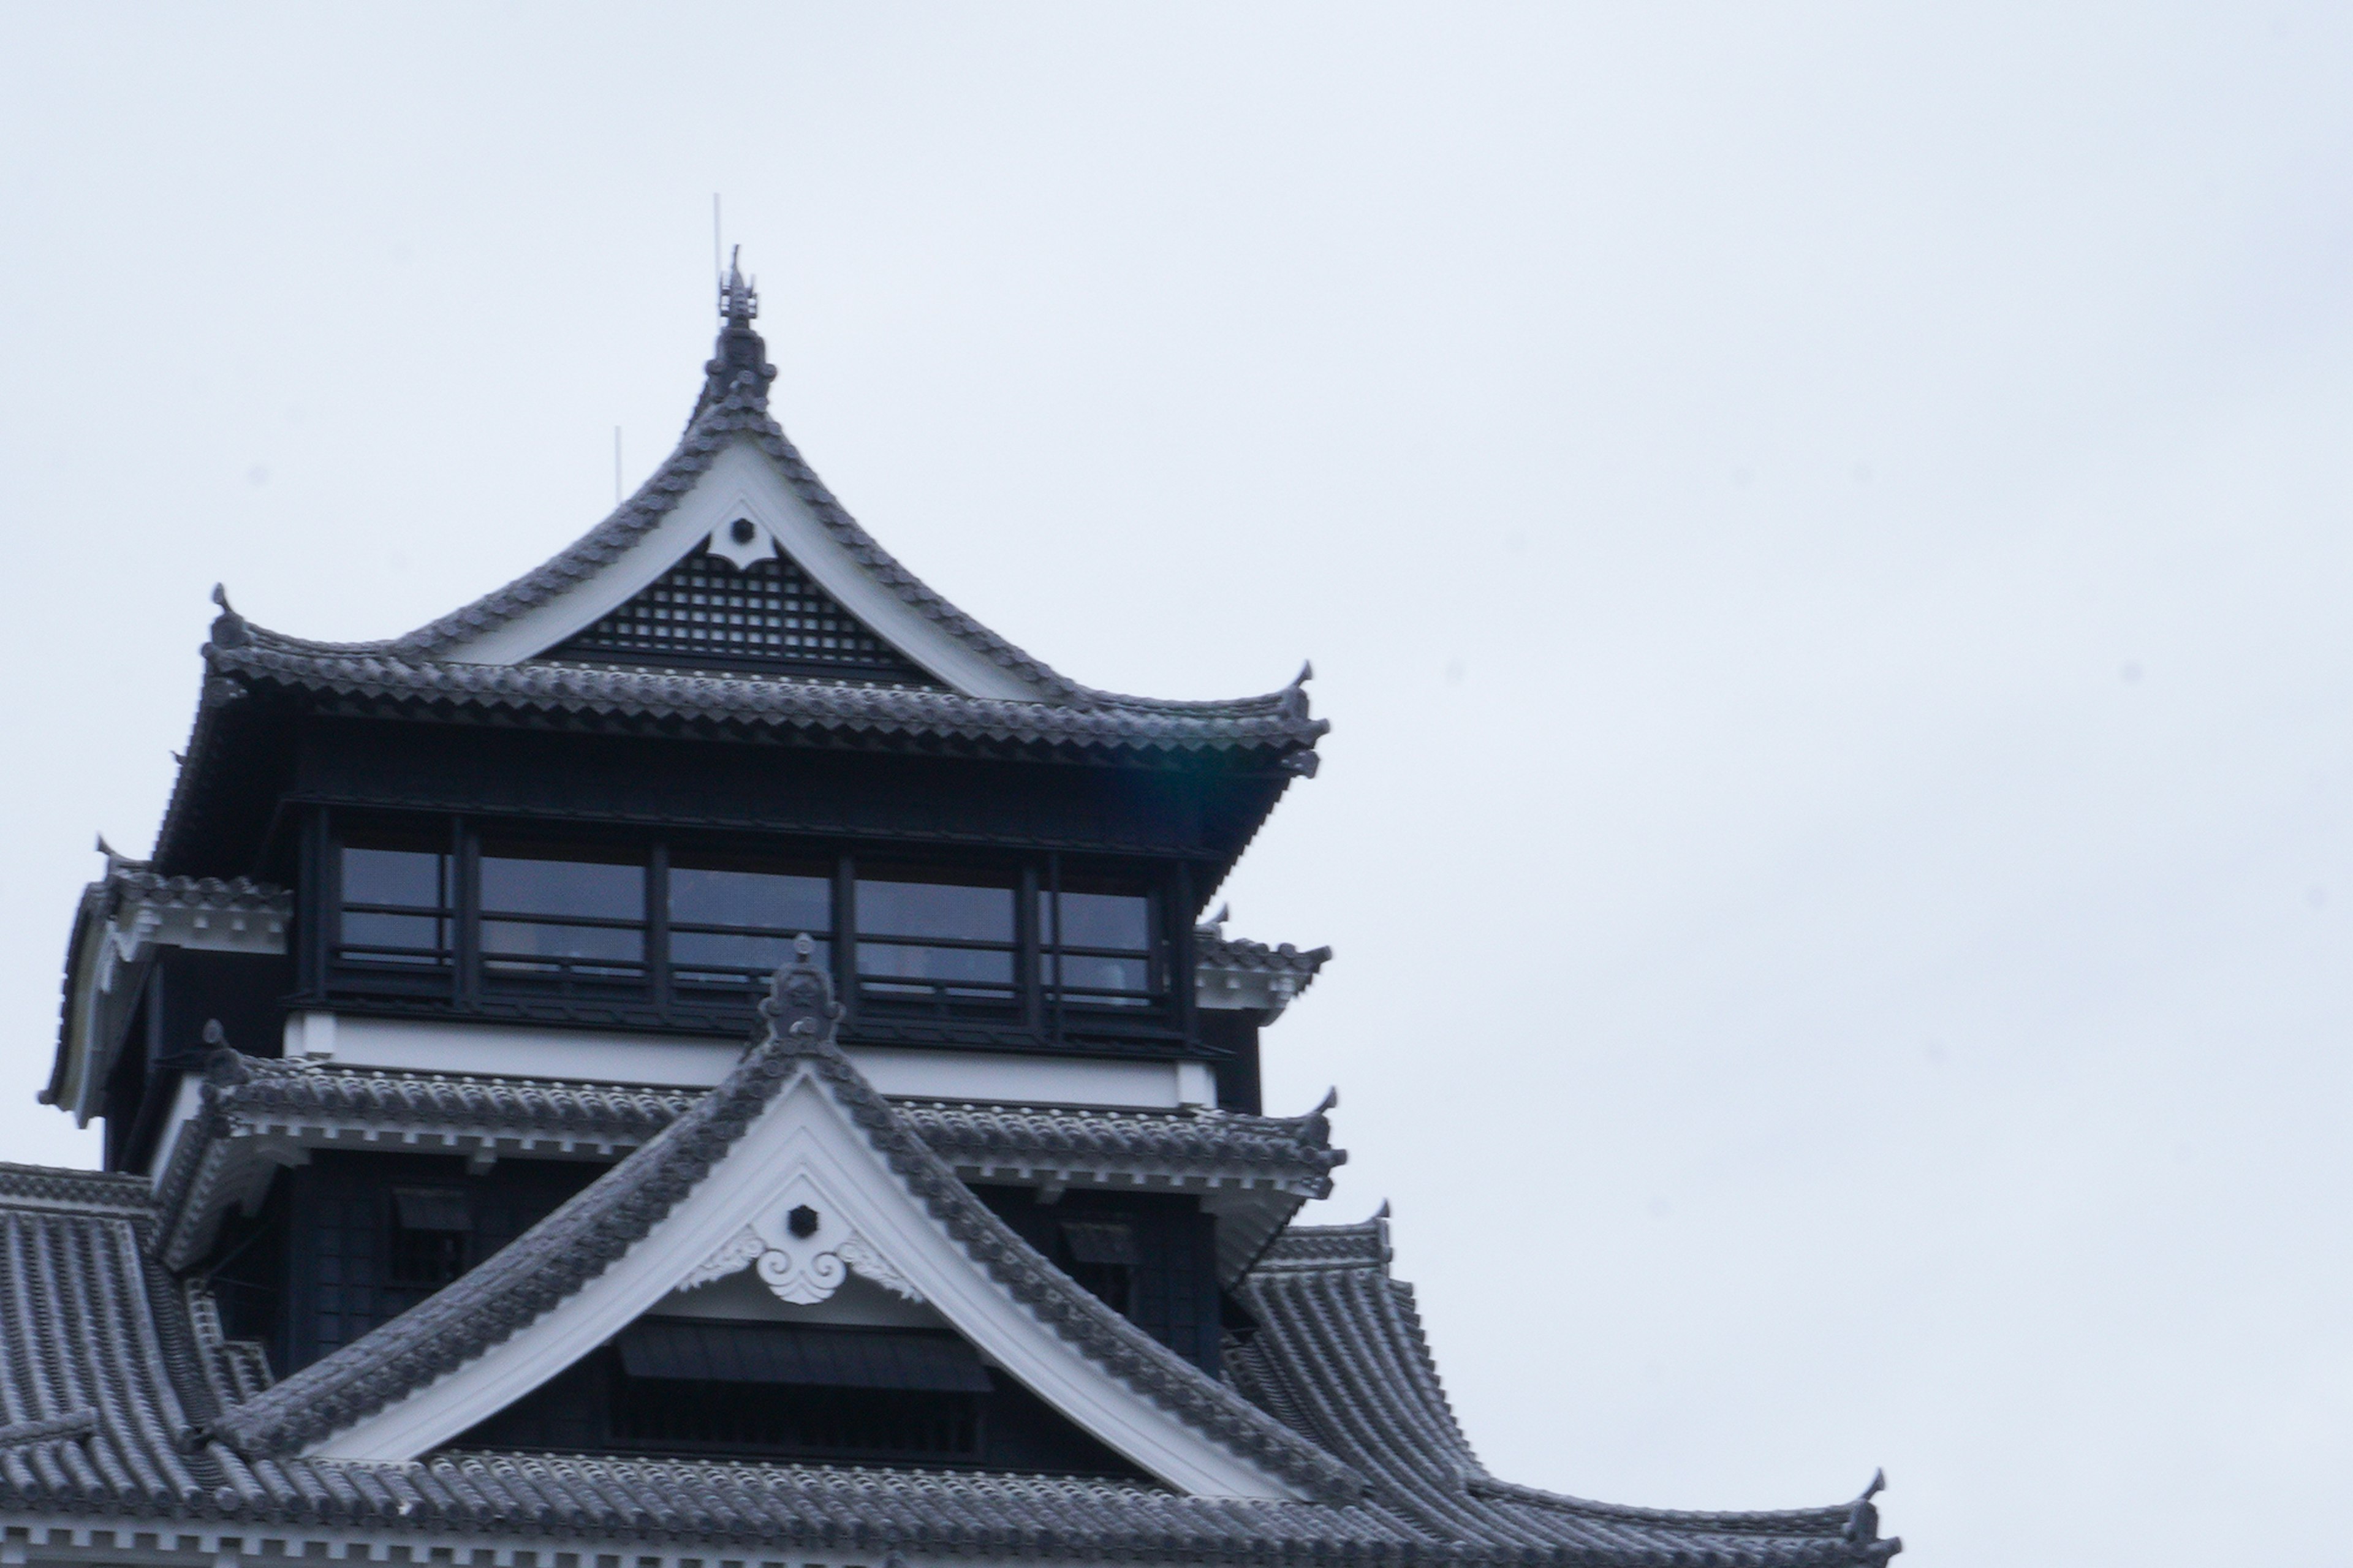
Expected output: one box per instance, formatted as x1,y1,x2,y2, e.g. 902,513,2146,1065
0,1170,1896,1563
151,1055,1341,1272
206,335,1328,758
203,638,1326,756
1229,1217,1898,1563
200,951,1363,1504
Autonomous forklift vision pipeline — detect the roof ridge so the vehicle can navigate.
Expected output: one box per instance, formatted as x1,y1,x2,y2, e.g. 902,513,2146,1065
0,1162,157,1218
202,949,1365,1502
206,353,1316,720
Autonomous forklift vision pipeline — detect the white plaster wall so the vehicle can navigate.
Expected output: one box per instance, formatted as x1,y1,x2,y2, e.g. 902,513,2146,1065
286,1013,1214,1109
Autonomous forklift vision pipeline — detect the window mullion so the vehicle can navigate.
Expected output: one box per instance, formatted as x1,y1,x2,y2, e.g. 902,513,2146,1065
1047,851,1063,1046
649,839,672,1018
455,820,480,1010
1018,863,1041,1034
835,852,857,1021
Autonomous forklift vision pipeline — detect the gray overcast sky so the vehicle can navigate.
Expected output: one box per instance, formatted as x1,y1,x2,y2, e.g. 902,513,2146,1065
3,6,2348,1563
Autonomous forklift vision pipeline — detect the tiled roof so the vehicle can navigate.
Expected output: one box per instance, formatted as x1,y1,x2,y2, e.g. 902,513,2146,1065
151,1053,1341,1273
0,1164,1895,1564
1194,931,1332,1018
1228,1217,1898,1564
202,317,1328,761
199,953,1363,1503
47,863,292,1118
378,359,1085,697
203,637,1325,757
900,1099,1340,1193
95,869,292,925
1194,933,1332,978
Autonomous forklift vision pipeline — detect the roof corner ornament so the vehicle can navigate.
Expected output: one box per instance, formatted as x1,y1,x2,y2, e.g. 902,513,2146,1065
208,584,250,651
199,1021,253,1089
94,834,140,874
759,933,843,1047
1843,1469,1887,1545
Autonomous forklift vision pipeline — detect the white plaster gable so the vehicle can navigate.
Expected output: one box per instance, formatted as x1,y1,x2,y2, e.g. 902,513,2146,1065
647,1268,944,1330
308,1058,1308,1501
443,437,1045,702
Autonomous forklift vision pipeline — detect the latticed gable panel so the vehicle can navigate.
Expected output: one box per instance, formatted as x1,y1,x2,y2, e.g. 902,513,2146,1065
545,547,944,686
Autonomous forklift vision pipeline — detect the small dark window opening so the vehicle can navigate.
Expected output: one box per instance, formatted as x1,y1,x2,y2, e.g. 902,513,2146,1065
610,1322,988,1462
388,1186,472,1289
1059,1221,1139,1315
612,1378,982,1460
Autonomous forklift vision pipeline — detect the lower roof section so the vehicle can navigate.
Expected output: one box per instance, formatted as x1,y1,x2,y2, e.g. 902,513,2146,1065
0,1153,1896,1567
147,1042,1340,1278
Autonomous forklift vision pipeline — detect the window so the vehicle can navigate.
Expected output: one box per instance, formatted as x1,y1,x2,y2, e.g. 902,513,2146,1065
338,846,452,967
1059,1221,1139,1314
478,848,646,984
387,1186,471,1288
854,868,1018,1009
321,820,1181,1039
609,1321,986,1461
669,858,832,993
1040,885,1156,1009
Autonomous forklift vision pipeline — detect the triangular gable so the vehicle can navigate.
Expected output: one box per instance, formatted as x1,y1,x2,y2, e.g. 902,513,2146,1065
205,942,1358,1504
544,540,945,686
396,269,1054,701
444,435,1036,697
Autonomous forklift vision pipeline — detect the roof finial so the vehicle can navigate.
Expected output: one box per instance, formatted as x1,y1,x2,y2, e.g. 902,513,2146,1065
695,244,778,420
759,932,843,1048
719,244,758,327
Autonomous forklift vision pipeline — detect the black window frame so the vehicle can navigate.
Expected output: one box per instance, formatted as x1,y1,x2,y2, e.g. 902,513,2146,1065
314,812,1190,1048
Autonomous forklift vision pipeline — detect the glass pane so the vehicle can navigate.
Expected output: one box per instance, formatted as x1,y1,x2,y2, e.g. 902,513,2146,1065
674,931,831,977
1048,953,1150,996
857,942,1015,988
856,879,1013,942
481,856,644,918
343,911,445,959
343,847,444,908
481,921,645,963
670,866,829,933
1050,891,1150,952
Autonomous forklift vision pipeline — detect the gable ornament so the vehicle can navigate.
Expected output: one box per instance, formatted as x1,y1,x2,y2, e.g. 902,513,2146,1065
682,1211,923,1305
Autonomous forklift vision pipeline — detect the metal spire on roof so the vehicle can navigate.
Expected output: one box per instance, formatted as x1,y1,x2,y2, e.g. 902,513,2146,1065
718,244,759,325
693,244,778,423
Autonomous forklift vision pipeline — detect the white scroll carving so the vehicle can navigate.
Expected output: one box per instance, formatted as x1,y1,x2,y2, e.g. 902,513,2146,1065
755,1237,851,1305
835,1232,923,1301
680,1225,767,1291
676,1179,926,1305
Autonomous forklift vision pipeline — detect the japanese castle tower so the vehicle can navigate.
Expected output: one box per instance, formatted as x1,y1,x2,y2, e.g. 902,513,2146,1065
6,263,1897,1568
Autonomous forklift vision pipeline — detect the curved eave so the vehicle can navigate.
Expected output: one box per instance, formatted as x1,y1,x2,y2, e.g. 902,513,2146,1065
204,640,1328,758
45,881,112,1119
